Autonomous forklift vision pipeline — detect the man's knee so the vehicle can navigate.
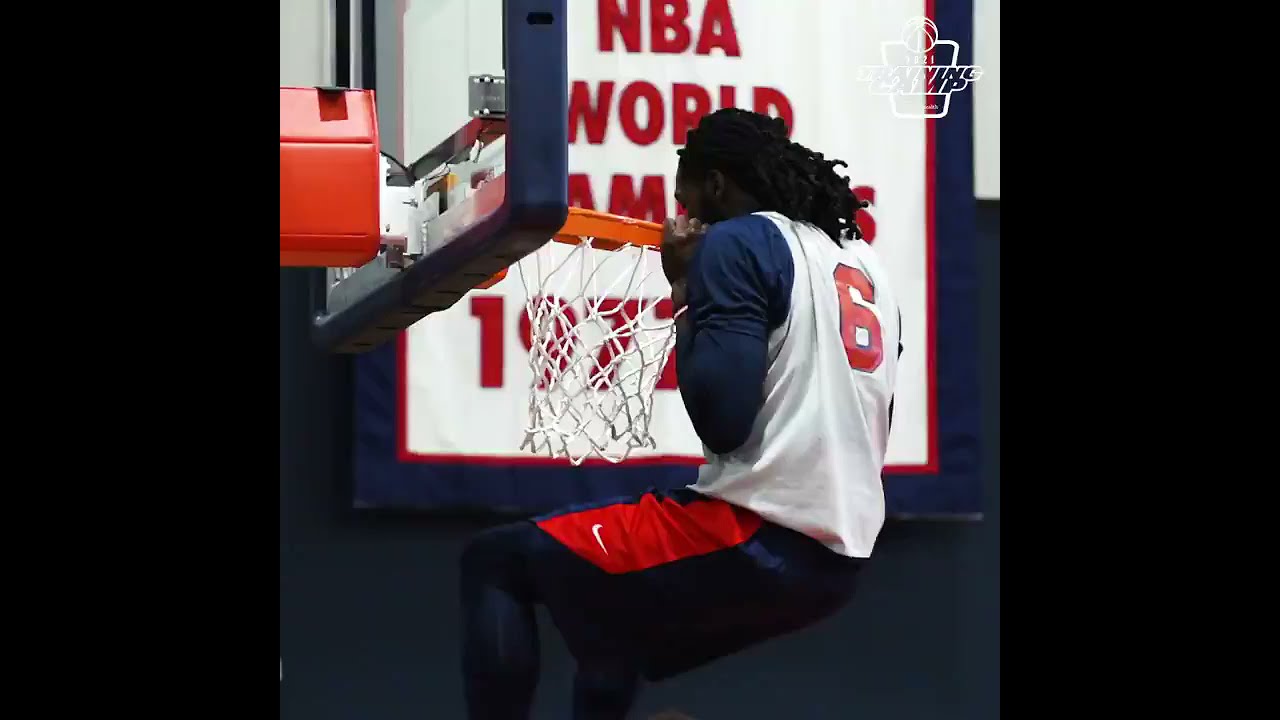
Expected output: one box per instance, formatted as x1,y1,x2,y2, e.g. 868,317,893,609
460,522,536,592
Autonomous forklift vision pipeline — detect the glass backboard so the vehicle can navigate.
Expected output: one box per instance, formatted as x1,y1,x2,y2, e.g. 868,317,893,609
312,0,568,353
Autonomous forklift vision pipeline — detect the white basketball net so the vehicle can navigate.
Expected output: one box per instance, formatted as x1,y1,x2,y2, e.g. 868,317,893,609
517,237,684,465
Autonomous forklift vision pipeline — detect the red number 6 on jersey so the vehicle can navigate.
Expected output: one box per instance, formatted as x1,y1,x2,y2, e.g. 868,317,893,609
834,264,883,373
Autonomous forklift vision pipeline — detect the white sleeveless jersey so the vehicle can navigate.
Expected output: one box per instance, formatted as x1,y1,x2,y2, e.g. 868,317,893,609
690,211,900,558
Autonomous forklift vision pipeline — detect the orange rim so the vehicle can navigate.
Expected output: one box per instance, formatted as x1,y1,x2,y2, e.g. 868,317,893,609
551,207,662,252
476,209,663,288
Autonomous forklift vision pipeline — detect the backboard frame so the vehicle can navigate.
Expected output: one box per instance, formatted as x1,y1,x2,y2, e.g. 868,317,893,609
312,0,568,353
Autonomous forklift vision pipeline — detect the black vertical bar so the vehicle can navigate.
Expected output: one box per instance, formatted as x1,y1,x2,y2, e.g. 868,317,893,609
360,0,377,90
314,0,351,324
334,0,351,87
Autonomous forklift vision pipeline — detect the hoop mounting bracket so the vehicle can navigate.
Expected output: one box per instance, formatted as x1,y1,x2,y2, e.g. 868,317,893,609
469,75,507,119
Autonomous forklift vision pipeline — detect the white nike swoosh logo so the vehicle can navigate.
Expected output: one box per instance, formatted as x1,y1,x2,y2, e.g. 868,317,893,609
591,523,608,555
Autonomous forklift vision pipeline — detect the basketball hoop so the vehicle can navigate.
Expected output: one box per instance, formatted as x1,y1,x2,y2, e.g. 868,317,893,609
516,208,683,465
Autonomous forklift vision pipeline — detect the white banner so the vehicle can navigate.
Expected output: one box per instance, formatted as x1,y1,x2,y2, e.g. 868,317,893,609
403,0,933,470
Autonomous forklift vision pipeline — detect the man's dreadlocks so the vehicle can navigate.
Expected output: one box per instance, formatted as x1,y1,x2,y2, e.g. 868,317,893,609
677,108,868,245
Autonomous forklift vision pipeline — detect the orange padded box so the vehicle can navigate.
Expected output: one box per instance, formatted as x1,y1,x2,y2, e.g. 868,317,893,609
280,87,381,267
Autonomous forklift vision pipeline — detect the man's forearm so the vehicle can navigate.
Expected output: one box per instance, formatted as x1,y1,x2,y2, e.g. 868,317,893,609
673,278,695,422
671,279,692,358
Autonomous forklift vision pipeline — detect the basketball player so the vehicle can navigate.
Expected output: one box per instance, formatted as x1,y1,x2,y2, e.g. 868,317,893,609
459,108,902,719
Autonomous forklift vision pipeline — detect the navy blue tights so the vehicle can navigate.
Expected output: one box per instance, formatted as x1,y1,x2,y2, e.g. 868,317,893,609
460,523,640,720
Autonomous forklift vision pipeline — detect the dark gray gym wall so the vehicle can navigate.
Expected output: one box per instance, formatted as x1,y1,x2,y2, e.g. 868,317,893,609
278,199,1000,719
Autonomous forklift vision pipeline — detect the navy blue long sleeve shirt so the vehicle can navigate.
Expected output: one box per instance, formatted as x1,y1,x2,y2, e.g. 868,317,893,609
675,215,795,455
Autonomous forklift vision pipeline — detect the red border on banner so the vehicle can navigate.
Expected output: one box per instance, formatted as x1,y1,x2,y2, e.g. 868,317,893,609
395,1,939,473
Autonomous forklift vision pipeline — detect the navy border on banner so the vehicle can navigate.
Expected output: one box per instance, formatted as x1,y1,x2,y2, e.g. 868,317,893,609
351,0,981,518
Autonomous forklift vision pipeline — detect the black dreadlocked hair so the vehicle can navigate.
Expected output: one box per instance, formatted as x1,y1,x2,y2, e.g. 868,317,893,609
677,108,869,245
